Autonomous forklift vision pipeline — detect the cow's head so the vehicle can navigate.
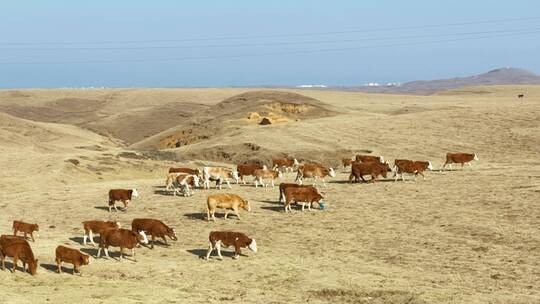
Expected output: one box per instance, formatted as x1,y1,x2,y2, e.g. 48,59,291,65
314,193,324,203
379,156,385,163
116,222,122,229
167,227,178,241
293,158,299,166
473,154,479,161
248,239,257,253
328,167,336,177
81,254,90,266
241,200,251,212
32,224,39,232
427,161,434,171
276,170,283,179
137,230,149,244
132,188,139,198
29,259,38,275
262,165,268,170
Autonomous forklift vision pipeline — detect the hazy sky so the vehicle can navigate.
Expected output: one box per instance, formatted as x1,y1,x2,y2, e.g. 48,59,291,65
1,0,539,88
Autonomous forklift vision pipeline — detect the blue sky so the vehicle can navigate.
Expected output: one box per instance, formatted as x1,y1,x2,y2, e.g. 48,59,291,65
1,0,539,88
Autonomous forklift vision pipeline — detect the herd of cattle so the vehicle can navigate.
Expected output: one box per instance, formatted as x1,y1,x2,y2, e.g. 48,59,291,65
0,152,478,276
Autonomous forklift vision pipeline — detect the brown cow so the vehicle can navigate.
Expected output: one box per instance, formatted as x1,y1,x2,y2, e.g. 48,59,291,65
295,164,336,187
168,167,200,175
236,164,266,184
283,186,323,212
97,228,148,261
206,193,251,221
272,158,299,172
55,245,90,275
82,220,121,247
0,235,38,275
165,173,200,196
393,159,433,181
342,158,353,170
12,220,39,242
131,218,177,249
108,188,138,212
355,154,385,163
253,169,282,187
350,162,391,183
278,183,312,202
443,153,479,170
205,231,257,260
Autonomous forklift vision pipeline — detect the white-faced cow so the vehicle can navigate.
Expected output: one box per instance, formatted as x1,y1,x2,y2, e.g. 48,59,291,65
205,231,257,260
272,158,299,172
236,164,267,184
295,164,336,187
253,169,282,187
202,167,239,190
206,193,251,221
97,228,148,262
443,153,479,170
165,173,200,196
108,188,138,212
131,218,177,249
82,220,121,247
393,159,433,181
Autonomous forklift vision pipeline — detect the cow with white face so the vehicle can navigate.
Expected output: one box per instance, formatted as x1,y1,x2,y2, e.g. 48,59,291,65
202,167,239,190
295,164,336,187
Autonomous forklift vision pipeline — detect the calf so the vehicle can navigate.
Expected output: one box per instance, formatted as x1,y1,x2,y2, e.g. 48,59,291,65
202,167,239,190
97,228,148,261
82,220,121,246
108,188,138,212
131,218,177,249
272,158,299,172
393,159,433,181
205,231,257,260
165,173,200,196
206,193,251,221
443,153,479,170
253,169,282,187
295,164,336,187
350,162,391,183
0,235,38,275
12,220,39,242
236,163,266,184
55,245,90,275
283,186,323,212
355,154,385,163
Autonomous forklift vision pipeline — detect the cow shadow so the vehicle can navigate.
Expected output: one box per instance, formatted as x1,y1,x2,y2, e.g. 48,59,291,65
154,189,175,196
94,206,114,212
183,213,207,221
40,263,73,274
69,236,86,245
80,247,99,257
186,249,247,259
260,206,284,213
0,261,24,273
260,199,281,205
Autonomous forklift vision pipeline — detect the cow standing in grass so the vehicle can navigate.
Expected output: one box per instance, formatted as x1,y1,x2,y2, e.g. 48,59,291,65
206,193,251,221
442,153,478,170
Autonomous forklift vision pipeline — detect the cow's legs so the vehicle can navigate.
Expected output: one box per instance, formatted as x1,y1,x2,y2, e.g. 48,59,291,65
205,243,215,260
271,179,275,187
12,256,18,273
234,207,241,220
151,235,156,249
119,247,124,261
97,247,102,258
57,260,62,274
321,178,327,187
1,255,5,270
123,200,129,211
216,242,223,260
226,180,231,189
301,202,305,211
131,248,136,262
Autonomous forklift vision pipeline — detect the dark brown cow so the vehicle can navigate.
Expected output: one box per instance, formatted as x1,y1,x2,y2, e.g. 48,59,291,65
355,154,385,163
97,228,148,261
205,231,257,260
350,162,391,183
278,183,312,202
0,235,38,275
393,159,434,181
12,220,39,242
236,164,266,184
131,218,177,249
283,186,324,212
443,153,479,170
272,158,299,172
55,245,90,275
168,167,200,175
82,220,121,246
108,188,138,212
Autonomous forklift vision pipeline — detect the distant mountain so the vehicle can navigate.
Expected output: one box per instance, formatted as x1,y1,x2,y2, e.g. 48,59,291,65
351,68,540,95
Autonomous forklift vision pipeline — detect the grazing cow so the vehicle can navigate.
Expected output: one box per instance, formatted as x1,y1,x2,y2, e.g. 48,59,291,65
236,164,267,184
393,159,433,181
253,168,282,187
0,235,38,275
108,188,138,213
165,173,200,196
349,162,391,183
272,158,299,172
202,167,239,190
278,183,312,202
97,228,148,262
205,231,257,260
131,218,177,249
55,245,90,275
443,153,479,170
12,221,39,242
283,186,323,212
355,154,385,163
295,164,336,187
518,94,524,98
206,193,251,221
342,158,354,170
168,167,200,175
82,220,121,247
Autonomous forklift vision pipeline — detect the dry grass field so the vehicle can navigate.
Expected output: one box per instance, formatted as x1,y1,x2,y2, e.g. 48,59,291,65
0,86,539,303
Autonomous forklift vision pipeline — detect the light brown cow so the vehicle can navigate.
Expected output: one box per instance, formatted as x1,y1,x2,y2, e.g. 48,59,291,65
443,153,479,170
12,220,39,242
205,231,257,260
55,245,90,275
0,235,38,275
82,220,121,247
108,188,138,212
131,218,177,249
206,193,251,221
283,186,324,212
202,167,239,190
165,173,200,196
295,164,336,187
350,162,391,183
272,158,299,172
253,169,282,187
355,154,385,163
393,159,433,181
236,164,266,184
97,228,148,261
